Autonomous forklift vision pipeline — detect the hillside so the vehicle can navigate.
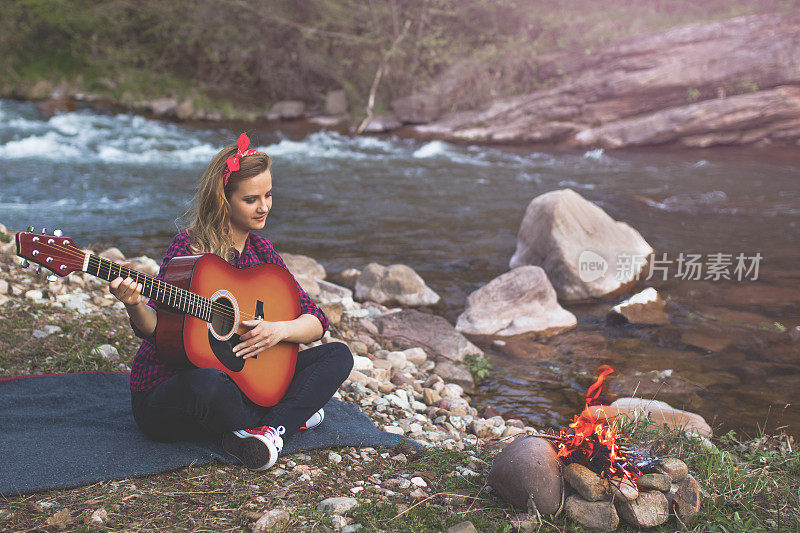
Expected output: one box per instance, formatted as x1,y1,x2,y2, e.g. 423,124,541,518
2,1,798,147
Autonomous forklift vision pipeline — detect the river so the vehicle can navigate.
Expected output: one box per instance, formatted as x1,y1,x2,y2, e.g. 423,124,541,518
1,99,798,437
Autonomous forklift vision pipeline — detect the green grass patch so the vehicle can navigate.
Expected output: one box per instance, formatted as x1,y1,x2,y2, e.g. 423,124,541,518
348,498,516,532
464,353,493,385
612,419,800,532
348,500,514,533
408,447,471,475
0,300,139,377
759,321,787,333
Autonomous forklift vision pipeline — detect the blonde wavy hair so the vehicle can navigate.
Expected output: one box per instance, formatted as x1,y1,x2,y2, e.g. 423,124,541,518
182,142,272,257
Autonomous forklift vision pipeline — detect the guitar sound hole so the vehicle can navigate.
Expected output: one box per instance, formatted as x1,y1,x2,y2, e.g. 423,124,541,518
210,296,235,338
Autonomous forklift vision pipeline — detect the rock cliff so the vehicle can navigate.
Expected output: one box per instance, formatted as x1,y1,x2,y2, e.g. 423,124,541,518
396,13,800,148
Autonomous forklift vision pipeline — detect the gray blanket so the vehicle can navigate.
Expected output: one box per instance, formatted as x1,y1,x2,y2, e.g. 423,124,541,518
0,372,417,496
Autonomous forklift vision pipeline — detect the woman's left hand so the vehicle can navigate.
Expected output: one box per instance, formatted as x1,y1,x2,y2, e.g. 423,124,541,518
233,319,289,359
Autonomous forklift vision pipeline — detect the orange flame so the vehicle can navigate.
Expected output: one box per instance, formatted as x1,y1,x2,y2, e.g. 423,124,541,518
555,365,640,481
585,364,615,408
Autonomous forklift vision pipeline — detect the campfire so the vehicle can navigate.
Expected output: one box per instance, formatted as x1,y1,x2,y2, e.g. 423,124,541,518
552,365,653,483
488,364,702,530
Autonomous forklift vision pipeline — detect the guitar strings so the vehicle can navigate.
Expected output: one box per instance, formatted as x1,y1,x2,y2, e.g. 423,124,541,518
35,239,255,323
37,239,251,323
24,238,267,323
31,239,256,323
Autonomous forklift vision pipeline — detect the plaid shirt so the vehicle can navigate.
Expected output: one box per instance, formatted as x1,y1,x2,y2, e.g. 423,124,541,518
129,231,329,392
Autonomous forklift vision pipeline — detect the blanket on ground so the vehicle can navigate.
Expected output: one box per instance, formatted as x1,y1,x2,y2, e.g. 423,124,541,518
0,372,416,496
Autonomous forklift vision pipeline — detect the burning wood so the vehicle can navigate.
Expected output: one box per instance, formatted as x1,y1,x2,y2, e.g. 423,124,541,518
553,365,646,483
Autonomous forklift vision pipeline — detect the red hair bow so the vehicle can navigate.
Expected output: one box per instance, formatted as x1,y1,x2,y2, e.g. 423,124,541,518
222,132,258,186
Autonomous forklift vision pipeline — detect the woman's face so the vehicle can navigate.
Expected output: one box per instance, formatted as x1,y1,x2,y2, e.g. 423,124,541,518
228,169,273,236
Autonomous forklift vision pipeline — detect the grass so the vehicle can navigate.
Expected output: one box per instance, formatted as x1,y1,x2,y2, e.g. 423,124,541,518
0,300,138,377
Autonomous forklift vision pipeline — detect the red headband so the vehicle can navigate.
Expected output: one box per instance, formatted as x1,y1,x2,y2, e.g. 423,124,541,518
222,132,258,186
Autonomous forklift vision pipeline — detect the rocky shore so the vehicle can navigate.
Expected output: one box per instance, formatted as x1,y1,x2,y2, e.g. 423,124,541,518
0,222,536,448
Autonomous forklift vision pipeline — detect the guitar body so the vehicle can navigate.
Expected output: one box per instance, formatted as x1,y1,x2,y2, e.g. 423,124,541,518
155,254,301,407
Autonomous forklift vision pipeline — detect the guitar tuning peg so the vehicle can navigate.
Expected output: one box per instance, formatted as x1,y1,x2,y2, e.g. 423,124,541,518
35,265,41,274
46,275,58,282
53,229,63,237
20,259,30,268
41,228,47,235
27,226,34,232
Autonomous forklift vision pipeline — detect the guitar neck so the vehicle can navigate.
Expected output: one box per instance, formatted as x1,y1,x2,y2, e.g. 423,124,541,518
83,253,212,321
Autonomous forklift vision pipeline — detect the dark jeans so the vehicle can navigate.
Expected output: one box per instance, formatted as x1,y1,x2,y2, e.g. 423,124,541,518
131,342,353,442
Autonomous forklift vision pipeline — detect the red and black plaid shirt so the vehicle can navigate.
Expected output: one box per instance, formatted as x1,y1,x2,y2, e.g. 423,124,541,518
129,231,329,392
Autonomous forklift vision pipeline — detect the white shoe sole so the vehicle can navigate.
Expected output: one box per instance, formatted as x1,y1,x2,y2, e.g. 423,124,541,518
302,408,325,430
222,431,279,470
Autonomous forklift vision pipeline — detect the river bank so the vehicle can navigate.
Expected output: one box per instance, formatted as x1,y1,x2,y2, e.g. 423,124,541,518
1,224,798,531
5,6,800,149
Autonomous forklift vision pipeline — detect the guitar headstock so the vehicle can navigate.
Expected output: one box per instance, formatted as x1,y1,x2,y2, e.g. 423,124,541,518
15,229,84,278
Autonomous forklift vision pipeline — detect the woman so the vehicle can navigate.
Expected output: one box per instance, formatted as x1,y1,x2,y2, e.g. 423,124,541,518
109,133,353,470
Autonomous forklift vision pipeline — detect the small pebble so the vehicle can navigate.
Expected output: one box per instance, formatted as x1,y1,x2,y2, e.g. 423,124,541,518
90,508,108,524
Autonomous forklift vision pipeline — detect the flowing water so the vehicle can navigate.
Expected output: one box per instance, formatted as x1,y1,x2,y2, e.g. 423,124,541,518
1,99,798,437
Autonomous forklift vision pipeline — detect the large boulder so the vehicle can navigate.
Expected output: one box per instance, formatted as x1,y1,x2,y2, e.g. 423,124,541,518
456,266,576,338
280,252,326,281
37,97,76,118
584,397,712,438
487,436,563,514
99,247,126,262
355,263,440,307
371,309,483,363
509,189,653,301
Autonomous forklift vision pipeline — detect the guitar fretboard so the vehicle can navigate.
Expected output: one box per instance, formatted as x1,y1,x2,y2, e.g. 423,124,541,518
86,254,213,321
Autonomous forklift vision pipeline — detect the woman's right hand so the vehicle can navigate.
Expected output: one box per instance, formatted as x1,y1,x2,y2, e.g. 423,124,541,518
109,262,144,308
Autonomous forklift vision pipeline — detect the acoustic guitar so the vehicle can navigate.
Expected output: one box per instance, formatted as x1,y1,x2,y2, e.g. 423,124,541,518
16,230,301,406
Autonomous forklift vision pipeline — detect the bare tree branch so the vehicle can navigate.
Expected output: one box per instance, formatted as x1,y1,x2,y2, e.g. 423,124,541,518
356,18,411,135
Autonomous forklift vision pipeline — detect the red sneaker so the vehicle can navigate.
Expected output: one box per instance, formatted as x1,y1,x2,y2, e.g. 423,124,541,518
222,425,285,470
